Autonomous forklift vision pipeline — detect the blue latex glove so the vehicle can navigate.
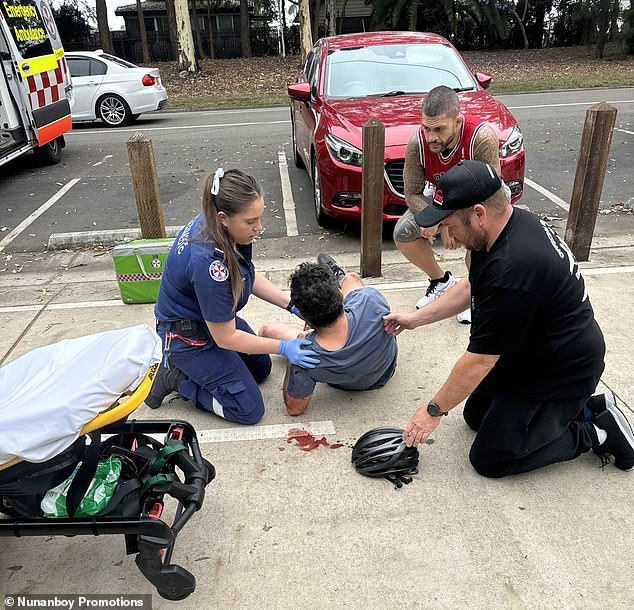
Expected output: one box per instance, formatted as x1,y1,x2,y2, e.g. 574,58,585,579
278,339,320,368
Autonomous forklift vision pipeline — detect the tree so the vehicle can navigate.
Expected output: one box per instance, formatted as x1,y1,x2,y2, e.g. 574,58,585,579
310,0,321,41
299,0,312,60
207,0,216,59
94,0,113,53
175,0,199,72
136,0,151,63
325,0,336,36
190,0,206,58
241,0,252,57
51,1,91,41
165,0,180,61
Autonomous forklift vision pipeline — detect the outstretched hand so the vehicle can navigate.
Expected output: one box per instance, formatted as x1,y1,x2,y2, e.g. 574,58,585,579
383,310,417,336
278,338,320,368
402,404,442,447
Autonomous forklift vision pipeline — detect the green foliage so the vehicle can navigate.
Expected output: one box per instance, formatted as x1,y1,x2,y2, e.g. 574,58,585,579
51,0,92,41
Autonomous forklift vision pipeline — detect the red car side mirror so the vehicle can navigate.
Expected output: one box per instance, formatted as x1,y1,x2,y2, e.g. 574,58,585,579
288,82,311,101
475,72,493,90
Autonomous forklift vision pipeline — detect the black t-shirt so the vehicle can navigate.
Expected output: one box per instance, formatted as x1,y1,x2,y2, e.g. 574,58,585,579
468,208,605,401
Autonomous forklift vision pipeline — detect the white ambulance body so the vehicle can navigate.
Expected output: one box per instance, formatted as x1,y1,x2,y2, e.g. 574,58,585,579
0,0,73,168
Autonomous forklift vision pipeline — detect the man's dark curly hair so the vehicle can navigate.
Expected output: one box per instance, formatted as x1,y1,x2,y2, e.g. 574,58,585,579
289,262,343,329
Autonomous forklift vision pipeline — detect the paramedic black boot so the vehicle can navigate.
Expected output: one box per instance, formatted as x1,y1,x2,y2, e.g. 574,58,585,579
145,365,187,410
317,254,346,286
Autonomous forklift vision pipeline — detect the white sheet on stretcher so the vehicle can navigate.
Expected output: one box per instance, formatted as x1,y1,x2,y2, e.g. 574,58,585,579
0,324,162,466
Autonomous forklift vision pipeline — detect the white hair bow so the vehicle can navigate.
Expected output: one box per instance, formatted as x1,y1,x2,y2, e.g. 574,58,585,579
211,167,225,195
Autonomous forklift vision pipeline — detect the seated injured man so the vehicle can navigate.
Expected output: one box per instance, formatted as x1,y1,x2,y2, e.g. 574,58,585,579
259,255,398,416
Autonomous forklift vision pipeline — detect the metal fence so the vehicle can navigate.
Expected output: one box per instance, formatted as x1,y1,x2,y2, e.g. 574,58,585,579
62,28,283,63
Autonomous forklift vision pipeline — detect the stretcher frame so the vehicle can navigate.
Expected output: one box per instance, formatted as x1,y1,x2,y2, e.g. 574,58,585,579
0,363,215,601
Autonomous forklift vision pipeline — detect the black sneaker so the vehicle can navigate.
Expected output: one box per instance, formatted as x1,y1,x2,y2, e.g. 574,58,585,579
145,364,187,410
593,393,634,471
317,254,346,285
587,390,612,416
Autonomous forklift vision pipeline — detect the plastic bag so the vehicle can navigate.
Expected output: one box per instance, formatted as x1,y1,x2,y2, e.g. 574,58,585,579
41,455,122,518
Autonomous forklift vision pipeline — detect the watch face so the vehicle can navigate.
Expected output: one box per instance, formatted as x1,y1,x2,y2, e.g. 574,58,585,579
427,403,441,416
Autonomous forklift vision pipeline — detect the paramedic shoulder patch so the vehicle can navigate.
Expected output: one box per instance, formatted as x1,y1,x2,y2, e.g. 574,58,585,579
209,260,228,282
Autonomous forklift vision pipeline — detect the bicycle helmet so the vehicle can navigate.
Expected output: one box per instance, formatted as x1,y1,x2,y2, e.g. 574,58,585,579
351,427,419,488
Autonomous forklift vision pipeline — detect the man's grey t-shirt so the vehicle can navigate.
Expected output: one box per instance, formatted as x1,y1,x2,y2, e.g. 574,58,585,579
287,288,398,398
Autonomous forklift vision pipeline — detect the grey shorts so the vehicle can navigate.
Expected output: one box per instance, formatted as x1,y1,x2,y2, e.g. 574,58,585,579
393,208,423,243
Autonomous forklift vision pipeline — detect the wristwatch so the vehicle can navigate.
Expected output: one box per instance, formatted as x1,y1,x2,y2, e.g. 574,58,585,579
427,400,449,417
285,302,294,312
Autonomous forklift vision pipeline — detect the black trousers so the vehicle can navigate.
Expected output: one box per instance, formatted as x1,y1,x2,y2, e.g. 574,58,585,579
464,389,599,478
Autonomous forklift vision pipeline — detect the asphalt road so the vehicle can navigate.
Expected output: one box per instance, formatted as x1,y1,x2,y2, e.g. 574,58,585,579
1,88,633,254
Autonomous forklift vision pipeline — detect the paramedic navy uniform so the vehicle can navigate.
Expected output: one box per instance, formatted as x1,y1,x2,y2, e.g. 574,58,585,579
154,214,271,424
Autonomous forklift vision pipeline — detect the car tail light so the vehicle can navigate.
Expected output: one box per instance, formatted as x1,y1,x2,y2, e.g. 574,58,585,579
142,74,156,86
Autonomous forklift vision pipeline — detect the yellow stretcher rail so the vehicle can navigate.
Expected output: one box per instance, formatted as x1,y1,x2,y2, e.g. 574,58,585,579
0,363,159,472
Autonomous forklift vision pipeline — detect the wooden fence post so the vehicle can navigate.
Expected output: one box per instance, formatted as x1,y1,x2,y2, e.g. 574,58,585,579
564,102,617,261
127,132,166,239
360,118,385,277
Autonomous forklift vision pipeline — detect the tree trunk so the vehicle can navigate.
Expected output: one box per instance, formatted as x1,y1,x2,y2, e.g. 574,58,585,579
190,0,205,59
508,4,529,50
278,0,287,57
136,0,151,63
174,0,198,72
311,0,321,42
338,0,349,35
95,0,113,54
207,0,215,60
325,0,336,36
299,0,312,61
165,0,179,61
240,0,252,58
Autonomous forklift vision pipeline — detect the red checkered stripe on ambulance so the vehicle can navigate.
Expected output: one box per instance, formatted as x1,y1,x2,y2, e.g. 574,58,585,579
118,273,163,282
25,57,70,112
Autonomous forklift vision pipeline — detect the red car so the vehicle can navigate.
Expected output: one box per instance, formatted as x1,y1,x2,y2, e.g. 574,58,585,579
288,31,525,225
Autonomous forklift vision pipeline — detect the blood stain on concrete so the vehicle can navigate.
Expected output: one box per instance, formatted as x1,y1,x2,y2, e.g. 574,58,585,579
287,428,344,452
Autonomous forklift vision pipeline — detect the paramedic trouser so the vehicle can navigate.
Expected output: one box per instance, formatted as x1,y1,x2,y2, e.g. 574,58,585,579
463,388,599,478
158,318,271,425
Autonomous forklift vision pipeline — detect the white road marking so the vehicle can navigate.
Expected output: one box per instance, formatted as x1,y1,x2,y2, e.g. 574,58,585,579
3,264,634,313
201,107,286,116
277,150,298,237
92,154,113,167
615,128,634,135
0,178,80,253
67,120,290,136
197,421,336,444
0,300,125,314
507,100,634,110
525,177,570,212
369,265,634,294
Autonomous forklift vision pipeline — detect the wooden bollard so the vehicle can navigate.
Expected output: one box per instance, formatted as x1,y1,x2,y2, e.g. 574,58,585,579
127,132,166,239
564,102,617,261
360,118,385,277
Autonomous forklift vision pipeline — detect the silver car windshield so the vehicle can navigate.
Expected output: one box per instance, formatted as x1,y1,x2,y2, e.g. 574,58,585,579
325,43,476,99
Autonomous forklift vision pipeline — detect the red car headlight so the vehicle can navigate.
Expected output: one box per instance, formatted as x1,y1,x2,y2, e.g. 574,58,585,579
325,134,363,167
500,125,524,158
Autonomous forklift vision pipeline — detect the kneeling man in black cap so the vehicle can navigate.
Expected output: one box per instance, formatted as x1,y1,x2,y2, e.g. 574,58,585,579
384,159,634,477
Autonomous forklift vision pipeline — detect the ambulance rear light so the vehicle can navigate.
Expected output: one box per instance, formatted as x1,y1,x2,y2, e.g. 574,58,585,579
142,74,156,86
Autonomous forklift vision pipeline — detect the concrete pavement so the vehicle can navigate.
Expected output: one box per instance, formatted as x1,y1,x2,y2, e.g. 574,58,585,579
1,233,633,609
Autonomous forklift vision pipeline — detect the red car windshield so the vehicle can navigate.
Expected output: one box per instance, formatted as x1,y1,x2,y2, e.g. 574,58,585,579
324,43,477,99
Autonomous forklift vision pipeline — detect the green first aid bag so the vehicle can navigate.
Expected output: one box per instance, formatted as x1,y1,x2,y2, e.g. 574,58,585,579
112,238,174,304
41,456,123,518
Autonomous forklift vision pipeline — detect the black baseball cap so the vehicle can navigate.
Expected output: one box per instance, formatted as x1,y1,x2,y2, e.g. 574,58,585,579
414,160,503,228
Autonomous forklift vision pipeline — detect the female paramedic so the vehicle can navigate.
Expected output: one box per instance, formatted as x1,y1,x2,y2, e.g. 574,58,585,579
147,168,319,424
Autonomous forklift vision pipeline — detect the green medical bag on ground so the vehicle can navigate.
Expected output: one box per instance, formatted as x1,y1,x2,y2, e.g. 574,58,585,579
112,238,174,304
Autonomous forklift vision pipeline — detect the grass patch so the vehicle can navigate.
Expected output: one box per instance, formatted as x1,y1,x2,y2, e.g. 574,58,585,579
490,73,634,94
166,92,288,111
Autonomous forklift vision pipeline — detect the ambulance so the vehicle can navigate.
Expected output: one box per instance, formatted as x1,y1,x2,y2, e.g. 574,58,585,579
0,0,72,168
